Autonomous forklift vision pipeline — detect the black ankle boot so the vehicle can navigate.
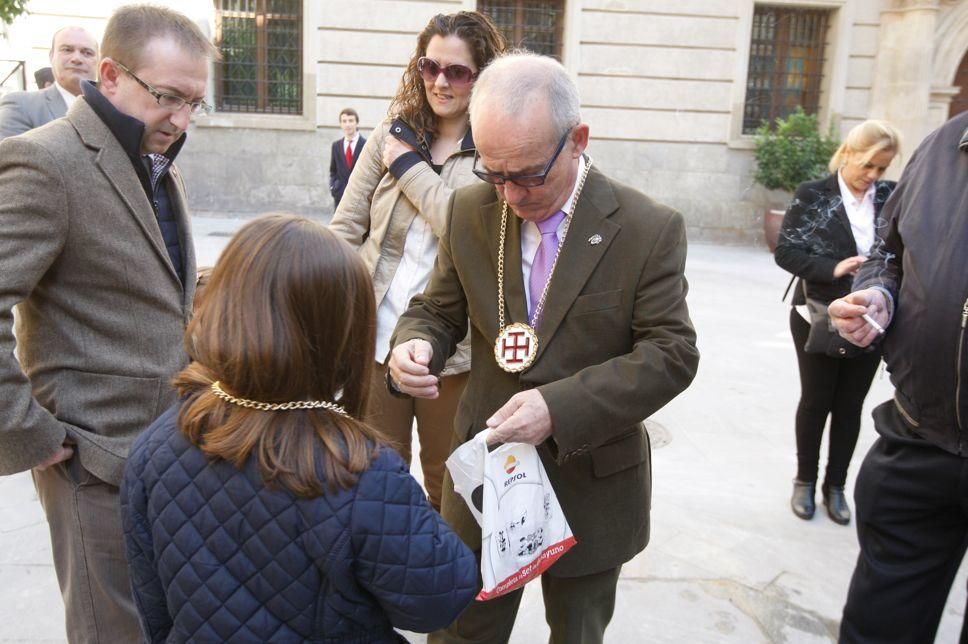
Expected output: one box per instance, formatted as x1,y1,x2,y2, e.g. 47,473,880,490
823,484,851,525
791,479,816,520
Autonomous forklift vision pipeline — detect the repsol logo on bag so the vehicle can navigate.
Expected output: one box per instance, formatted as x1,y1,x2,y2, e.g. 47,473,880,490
504,454,527,486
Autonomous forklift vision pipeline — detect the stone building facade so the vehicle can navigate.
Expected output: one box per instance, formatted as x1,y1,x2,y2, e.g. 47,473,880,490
1,0,966,244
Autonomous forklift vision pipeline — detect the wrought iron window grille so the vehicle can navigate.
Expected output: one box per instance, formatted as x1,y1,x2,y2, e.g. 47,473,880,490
479,0,565,60
214,0,302,115
743,5,830,134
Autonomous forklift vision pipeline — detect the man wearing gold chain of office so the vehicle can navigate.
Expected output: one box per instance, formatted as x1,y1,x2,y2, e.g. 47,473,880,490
388,52,700,644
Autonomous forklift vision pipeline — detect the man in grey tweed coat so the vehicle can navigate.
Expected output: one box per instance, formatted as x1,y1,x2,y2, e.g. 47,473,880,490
0,6,218,642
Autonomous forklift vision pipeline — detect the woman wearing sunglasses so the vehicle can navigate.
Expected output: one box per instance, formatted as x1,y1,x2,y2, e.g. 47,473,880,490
330,12,505,511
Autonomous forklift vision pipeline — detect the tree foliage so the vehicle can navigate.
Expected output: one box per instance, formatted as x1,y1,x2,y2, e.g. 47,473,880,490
753,107,839,193
0,0,28,26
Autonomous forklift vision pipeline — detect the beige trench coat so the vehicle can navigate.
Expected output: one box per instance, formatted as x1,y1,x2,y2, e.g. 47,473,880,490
329,116,479,375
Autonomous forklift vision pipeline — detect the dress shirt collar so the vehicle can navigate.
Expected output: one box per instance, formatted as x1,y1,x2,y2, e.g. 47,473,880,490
53,81,77,108
559,155,587,219
523,156,588,240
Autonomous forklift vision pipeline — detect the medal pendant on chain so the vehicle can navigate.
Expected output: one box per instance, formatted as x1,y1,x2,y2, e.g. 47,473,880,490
492,158,593,375
494,322,539,373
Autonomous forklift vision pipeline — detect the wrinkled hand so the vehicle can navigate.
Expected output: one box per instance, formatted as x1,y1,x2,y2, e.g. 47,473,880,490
382,135,415,168
828,288,889,348
35,443,73,471
388,339,439,398
485,390,553,446
833,255,867,278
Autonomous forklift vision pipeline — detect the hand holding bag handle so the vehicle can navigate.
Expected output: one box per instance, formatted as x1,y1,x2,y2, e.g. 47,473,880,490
801,282,868,358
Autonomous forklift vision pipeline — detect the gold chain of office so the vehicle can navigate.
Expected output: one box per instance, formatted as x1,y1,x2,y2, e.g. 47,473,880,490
210,381,350,417
496,157,593,331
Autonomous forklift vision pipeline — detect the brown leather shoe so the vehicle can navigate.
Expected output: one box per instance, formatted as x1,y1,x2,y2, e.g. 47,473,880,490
791,479,816,520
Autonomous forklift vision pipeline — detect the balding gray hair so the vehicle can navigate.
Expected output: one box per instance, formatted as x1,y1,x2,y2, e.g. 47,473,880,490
469,51,581,141
50,26,98,54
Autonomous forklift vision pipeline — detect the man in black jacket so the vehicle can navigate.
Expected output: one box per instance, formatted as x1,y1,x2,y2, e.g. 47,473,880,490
830,110,968,643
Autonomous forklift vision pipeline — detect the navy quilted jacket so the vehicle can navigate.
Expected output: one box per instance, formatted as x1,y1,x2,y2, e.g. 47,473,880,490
121,405,478,643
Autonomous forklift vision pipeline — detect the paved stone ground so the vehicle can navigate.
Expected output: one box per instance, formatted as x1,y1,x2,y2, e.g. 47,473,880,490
1,219,965,643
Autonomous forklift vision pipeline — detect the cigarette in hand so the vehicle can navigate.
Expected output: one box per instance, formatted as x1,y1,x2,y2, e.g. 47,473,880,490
862,313,885,335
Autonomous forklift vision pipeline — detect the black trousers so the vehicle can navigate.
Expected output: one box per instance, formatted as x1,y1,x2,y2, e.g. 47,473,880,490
789,309,881,486
840,401,968,643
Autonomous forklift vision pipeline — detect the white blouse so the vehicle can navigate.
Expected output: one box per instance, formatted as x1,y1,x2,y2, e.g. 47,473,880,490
837,171,877,256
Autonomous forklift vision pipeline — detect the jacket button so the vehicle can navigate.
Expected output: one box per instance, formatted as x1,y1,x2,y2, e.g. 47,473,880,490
838,347,846,355
394,127,401,133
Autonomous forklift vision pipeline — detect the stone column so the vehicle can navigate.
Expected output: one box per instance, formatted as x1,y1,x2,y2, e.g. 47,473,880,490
869,0,941,170
929,86,960,128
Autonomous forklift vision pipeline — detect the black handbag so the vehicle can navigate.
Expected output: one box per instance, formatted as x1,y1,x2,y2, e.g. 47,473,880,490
801,283,865,358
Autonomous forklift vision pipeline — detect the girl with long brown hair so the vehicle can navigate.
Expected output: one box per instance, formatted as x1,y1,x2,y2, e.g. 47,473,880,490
330,11,505,511
121,214,476,642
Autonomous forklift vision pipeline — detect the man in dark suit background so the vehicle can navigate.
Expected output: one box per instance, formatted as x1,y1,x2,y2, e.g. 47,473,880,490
34,67,55,89
389,53,699,643
0,26,98,139
0,6,218,641
329,107,365,208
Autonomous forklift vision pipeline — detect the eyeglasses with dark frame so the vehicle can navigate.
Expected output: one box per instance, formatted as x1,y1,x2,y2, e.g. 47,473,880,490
416,57,478,88
472,128,573,188
115,61,213,115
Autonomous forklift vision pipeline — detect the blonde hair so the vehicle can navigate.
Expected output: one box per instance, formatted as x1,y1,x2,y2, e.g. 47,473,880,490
828,119,901,173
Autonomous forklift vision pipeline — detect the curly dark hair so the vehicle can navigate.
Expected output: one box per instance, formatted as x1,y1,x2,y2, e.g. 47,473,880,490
389,11,506,144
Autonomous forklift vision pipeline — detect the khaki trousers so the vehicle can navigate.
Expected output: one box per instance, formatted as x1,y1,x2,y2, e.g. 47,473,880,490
367,362,468,510
32,458,141,644
428,565,622,644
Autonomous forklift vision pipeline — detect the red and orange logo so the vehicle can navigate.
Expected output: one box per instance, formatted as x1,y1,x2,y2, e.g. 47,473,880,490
504,454,518,474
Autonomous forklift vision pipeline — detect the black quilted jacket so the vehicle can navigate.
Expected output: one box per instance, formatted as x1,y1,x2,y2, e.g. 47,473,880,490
121,404,478,643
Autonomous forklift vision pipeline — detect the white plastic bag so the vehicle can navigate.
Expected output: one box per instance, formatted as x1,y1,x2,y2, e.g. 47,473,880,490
446,430,577,600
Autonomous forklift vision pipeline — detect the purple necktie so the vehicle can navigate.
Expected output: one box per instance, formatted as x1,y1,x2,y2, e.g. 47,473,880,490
529,210,566,325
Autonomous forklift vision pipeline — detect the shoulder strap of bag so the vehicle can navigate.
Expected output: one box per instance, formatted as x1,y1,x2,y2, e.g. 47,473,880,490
781,274,796,302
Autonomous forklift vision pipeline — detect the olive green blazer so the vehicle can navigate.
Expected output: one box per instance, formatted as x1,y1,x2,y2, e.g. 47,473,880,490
391,164,699,577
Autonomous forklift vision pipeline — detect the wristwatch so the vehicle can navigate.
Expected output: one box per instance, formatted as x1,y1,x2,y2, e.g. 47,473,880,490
385,369,410,399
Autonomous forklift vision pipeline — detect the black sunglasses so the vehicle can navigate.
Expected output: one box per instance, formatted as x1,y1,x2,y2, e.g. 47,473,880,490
417,57,477,87
472,129,572,188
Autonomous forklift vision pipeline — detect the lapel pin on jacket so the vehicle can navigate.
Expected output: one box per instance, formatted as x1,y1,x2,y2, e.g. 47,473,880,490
588,234,602,245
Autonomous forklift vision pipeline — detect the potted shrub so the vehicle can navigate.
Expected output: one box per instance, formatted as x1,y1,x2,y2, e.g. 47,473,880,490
753,107,838,251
